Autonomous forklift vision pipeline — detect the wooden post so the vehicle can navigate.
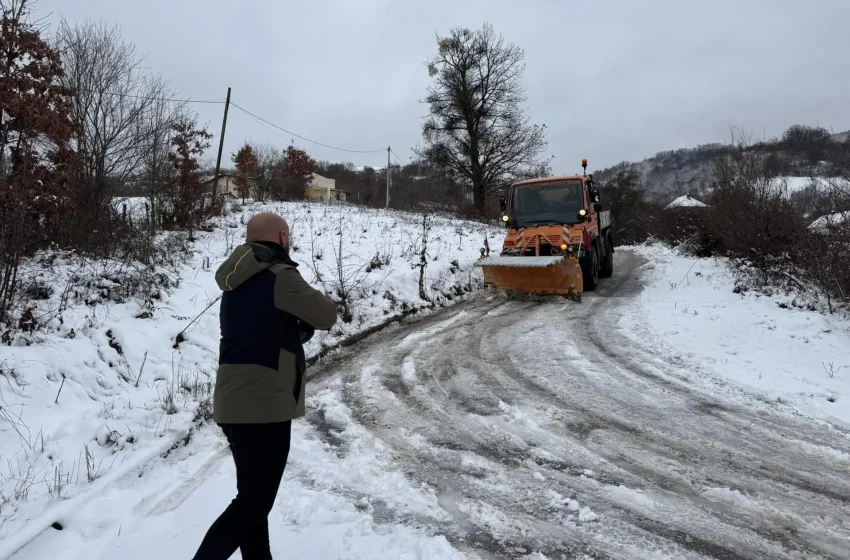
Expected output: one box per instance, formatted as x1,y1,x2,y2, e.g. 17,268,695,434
211,87,232,208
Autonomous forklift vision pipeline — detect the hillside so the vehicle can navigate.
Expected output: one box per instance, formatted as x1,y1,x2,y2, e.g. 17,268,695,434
593,126,850,203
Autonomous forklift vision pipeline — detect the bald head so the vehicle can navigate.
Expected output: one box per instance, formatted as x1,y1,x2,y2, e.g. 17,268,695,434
246,212,289,248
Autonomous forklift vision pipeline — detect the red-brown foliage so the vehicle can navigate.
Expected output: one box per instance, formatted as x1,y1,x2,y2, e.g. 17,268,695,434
279,144,316,200
163,114,212,234
0,0,79,320
232,143,258,202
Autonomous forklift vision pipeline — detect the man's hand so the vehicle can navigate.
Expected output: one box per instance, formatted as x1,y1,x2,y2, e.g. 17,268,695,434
298,320,315,343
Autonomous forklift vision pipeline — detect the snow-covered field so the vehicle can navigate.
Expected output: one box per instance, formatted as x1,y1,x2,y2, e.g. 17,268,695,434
0,200,502,557
2,202,849,559
626,243,850,428
767,175,849,196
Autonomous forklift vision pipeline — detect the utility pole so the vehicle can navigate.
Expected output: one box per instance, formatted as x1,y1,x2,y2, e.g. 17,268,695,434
211,87,231,204
386,146,391,208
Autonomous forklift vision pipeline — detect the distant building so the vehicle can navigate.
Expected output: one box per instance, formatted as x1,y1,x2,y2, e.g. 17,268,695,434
201,174,257,198
200,171,350,201
305,172,350,202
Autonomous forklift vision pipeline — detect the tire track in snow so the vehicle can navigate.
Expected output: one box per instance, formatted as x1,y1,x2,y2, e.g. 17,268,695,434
139,446,230,517
304,250,850,560
574,265,850,557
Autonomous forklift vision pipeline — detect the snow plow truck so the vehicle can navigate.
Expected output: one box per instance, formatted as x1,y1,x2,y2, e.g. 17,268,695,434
476,160,613,301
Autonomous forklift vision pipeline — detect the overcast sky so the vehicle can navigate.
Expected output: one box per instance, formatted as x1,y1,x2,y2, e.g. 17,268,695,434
39,0,850,174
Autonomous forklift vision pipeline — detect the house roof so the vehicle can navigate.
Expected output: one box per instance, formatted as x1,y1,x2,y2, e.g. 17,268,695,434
664,194,710,210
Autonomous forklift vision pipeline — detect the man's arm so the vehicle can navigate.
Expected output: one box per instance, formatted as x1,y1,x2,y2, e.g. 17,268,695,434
273,267,338,330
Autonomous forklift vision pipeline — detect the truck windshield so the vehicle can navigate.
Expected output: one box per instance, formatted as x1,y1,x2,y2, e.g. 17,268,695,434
511,181,584,226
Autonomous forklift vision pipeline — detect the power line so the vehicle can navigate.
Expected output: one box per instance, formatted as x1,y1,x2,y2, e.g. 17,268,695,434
230,101,386,155
63,85,393,157
67,88,226,104
389,147,407,167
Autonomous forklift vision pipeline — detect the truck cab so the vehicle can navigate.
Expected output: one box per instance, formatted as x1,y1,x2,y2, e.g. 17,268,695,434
495,160,614,290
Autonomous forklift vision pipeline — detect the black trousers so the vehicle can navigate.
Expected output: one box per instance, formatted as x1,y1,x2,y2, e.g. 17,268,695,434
192,421,292,560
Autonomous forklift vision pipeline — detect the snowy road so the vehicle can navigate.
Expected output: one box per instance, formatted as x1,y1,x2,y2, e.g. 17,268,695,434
304,250,850,559
8,250,850,560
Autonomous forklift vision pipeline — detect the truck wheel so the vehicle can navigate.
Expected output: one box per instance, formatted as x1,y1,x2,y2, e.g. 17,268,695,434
581,244,599,292
599,234,614,278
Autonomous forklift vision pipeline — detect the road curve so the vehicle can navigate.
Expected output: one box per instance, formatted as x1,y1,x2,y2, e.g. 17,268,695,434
305,250,850,560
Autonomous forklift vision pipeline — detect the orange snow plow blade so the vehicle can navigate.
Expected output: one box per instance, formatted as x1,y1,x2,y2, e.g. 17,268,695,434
475,255,583,300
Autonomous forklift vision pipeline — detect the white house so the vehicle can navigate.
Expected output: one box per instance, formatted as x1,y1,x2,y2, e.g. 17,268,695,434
305,172,349,201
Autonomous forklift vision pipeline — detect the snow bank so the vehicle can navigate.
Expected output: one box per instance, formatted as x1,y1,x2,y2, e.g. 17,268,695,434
6,425,466,560
626,243,850,427
809,211,849,233
0,200,502,553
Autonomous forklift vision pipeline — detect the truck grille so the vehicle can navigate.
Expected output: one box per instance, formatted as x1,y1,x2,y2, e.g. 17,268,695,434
522,234,562,248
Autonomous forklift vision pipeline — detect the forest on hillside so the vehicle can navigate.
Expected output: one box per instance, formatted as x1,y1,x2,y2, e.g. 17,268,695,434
594,125,850,201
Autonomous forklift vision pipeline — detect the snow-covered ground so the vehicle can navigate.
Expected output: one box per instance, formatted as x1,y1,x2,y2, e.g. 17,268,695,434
3,204,850,559
626,243,850,428
696,175,848,202
7,424,467,560
0,200,502,557
773,175,821,194
772,175,850,198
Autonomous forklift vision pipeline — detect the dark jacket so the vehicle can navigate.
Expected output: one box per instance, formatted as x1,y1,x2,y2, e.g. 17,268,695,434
212,241,337,423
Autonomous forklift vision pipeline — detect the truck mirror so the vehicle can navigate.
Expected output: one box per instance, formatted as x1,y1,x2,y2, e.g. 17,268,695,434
499,197,506,212
594,202,602,212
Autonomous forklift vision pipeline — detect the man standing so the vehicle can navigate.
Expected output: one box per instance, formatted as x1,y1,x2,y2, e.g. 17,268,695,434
192,212,338,560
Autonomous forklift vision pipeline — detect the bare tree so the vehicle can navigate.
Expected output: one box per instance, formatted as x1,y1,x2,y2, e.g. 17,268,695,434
54,18,175,199
599,165,657,244
417,22,548,214
251,142,283,202
138,97,184,235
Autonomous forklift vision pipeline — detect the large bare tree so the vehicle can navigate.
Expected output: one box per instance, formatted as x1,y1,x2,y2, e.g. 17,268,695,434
417,22,548,213
251,142,284,202
54,18,175,199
